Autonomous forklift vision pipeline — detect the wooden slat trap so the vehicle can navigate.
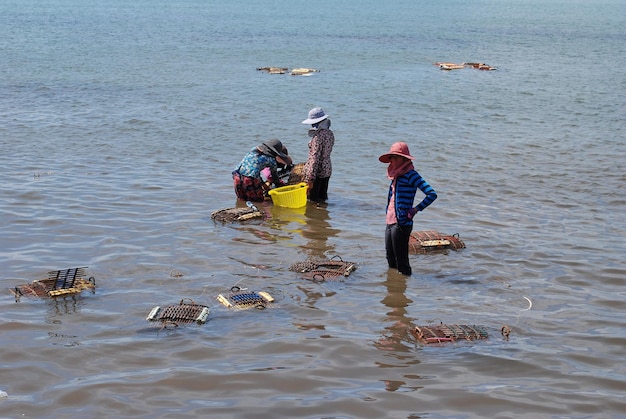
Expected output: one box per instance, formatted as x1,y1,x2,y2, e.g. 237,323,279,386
409,231,466,254
217,286,275,310
289,255,357,282
411,324,489,344
211,202,264,223
11,267,96,302
146,298,210,327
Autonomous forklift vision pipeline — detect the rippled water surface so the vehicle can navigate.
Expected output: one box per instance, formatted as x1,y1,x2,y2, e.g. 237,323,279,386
1,0,625,418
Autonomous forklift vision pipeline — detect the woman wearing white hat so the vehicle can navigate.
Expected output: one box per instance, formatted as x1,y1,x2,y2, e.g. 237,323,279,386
301,107,335,204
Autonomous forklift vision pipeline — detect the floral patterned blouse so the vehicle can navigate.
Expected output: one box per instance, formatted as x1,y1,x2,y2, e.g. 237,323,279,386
234,148,278,179
303,128,334,182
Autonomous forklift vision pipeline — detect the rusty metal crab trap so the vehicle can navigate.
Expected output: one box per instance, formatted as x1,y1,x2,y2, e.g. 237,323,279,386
216,286,275,310
409,231,466,254
411,323,489,345
11,267,96,302
289,255,357,282
146,298,210,328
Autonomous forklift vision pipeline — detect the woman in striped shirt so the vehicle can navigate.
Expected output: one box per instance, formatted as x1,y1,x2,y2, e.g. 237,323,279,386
379,142,438,276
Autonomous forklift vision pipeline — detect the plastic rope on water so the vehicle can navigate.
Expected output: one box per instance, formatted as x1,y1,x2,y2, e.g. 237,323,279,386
289,255,357,282
411,324,489,344
11,267,96,302
216,286,275,310
146,298,210,328
409,231,466,254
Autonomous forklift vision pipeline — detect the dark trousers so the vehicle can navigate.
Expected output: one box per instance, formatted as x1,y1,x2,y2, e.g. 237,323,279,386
385,223,413,276
309,177,330,203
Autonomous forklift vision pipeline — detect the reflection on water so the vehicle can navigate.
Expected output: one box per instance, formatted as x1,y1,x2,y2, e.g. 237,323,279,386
301,204,340,259
47,294,89,317
267,204,306,235
375,271,415,354
374,271,423,393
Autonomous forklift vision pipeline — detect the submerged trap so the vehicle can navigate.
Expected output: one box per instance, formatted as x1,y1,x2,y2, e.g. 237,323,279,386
211,202,264,223
409,231,466,254
411,323,489,344
289,255,357,282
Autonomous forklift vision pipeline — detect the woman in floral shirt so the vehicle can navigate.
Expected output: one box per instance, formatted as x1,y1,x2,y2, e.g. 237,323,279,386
301,107,335,203
232,139,292,202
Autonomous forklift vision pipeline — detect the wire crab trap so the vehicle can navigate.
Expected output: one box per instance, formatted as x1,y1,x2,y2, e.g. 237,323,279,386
288,255,357,282
411,323,489,345
211,201,264,223
409,231,466,254
10,267,96,302
146,298,210,328
216,286,275,310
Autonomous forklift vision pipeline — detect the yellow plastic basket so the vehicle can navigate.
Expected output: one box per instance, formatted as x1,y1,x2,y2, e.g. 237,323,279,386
268,182,308,208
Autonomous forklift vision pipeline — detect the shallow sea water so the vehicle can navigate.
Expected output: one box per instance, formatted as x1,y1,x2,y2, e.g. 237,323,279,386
1,0,625,418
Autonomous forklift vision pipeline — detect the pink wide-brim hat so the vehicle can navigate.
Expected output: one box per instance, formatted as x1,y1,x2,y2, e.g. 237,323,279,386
378,142,415,163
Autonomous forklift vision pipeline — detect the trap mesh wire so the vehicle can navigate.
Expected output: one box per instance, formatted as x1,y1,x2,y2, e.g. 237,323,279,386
11,267,95,301
289,255,357,282
217,286,274,310
146,298,210,326
411,324,489,344
409,231,466,254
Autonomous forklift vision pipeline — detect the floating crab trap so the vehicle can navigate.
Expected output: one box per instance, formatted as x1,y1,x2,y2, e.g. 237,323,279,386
409,231,466,254
146,298,210,327
289,255,357,282
216,286,275,310
11,267,96,302
211,202,264,223
411,323,489,344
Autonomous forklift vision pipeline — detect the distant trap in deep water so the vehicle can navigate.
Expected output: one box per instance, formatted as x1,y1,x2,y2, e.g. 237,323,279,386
257,66,320,76
434,61,497,71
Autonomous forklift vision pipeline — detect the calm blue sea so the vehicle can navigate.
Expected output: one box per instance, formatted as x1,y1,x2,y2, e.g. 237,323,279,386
1,0,625,418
